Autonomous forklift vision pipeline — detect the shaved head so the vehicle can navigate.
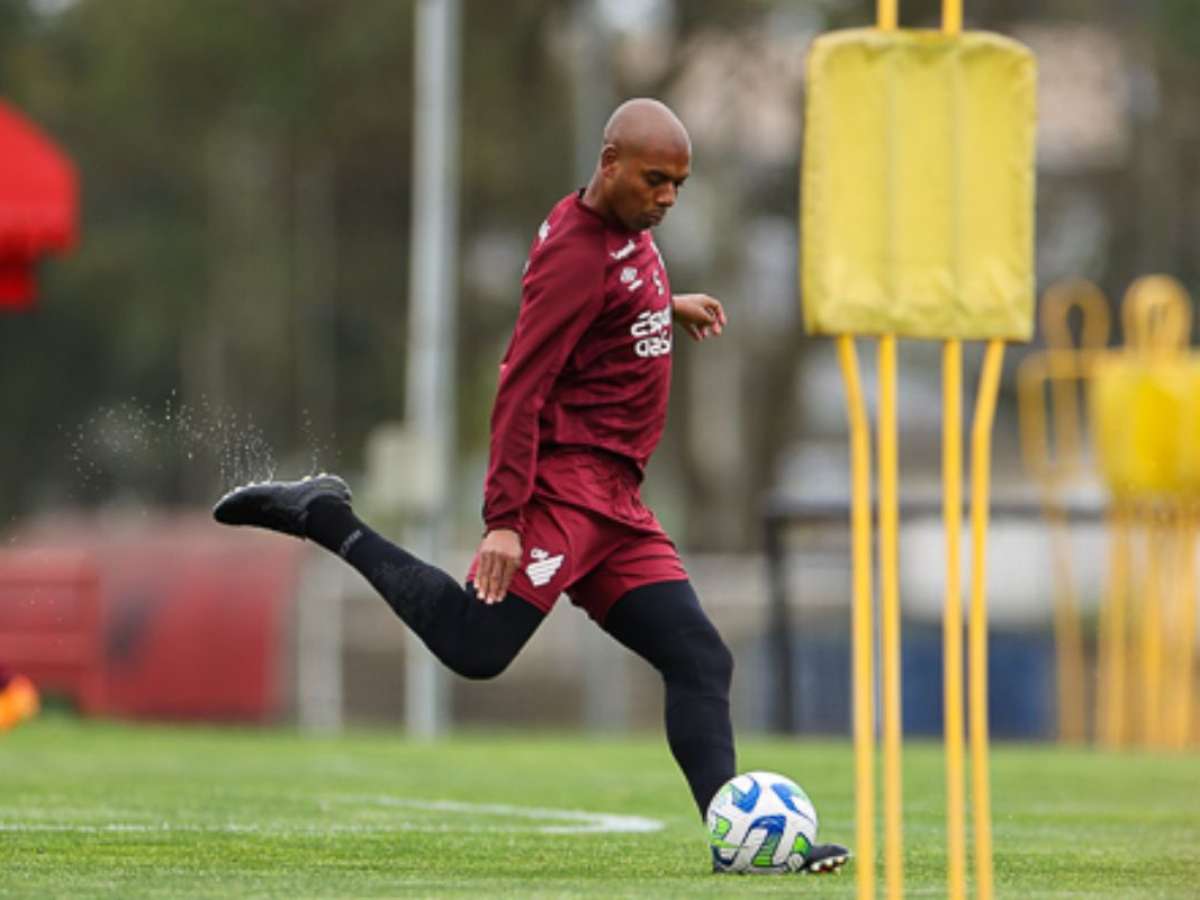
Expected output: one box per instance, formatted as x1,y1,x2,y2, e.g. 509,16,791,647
602,98,691,160
583,98,692,232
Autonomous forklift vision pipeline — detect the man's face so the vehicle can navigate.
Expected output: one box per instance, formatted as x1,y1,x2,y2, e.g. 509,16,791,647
602,142,691,232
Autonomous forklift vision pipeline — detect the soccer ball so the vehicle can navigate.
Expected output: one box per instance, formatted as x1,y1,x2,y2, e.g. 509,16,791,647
706,771,819,874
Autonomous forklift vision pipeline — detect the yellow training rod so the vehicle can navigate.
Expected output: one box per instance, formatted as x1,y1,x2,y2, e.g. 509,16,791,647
838,335,876,900
1169,511,1196,749
878,334,903,900
1099,503,1132,746
940,4,967,897
1142,515,1168,745
970,339,1005,900
878,0,897,30
1181,511,1197,750
942,339,966,900
874,2,900,894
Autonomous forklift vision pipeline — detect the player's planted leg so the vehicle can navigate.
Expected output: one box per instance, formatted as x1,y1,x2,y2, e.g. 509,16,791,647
603,580,850,875
213,476,544,678
602,580,737,818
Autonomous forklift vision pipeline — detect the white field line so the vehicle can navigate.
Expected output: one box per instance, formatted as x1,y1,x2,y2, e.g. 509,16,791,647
0,796,664,837
339,795,665,834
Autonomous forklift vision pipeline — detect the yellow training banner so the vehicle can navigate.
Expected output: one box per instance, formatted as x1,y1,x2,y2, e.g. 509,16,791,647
802,29,1036,340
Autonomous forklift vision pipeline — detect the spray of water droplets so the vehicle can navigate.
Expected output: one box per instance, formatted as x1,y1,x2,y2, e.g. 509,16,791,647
172,394,280,488
63,391,338,501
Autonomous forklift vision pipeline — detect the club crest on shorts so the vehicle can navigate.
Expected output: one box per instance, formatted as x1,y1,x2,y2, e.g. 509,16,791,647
526,547,564,587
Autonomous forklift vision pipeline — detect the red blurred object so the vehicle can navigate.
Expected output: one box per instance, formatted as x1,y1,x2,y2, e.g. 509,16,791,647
0,516,307,721
0,98,79,310
0,551,104,711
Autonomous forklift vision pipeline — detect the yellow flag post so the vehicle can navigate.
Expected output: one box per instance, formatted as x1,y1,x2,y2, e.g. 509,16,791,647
801,1,1036,896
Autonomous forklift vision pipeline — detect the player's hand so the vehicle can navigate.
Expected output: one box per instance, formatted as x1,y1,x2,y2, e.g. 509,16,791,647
475,528,522,604
672,293,727,341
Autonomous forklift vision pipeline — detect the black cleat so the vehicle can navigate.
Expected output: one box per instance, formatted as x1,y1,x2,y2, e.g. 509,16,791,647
212,473,351,537
801,842,851,874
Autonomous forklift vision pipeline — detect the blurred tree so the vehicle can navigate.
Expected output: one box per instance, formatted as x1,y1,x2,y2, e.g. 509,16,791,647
0,0,576,526
0,0,1196,556
0,0,419,515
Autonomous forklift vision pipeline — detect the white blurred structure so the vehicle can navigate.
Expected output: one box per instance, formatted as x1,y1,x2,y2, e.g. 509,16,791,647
403,0,461,737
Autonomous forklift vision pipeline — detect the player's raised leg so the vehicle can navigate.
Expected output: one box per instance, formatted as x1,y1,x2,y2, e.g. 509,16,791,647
213,475,543,679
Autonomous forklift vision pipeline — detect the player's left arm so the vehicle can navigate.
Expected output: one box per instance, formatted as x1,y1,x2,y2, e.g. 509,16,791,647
672,293,727,341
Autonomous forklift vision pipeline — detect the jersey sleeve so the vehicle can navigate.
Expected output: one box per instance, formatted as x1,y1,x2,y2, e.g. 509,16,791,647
482,234,605,535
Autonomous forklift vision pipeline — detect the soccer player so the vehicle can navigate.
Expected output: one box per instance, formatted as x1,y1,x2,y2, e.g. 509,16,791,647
215,98,847,874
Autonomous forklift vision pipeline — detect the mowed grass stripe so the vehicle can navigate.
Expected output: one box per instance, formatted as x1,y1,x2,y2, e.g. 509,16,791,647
1,718,1198,898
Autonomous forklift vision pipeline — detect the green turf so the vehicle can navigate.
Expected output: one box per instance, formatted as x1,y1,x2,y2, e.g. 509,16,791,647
1,717,1197,898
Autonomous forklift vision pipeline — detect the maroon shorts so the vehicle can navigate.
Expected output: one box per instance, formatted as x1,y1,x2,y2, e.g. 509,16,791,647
468,449,688,623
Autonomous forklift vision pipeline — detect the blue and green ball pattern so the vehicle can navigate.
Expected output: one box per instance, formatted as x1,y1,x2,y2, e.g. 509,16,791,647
707,772,818,874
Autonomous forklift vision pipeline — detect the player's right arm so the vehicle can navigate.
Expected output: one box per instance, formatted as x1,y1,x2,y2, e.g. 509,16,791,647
474,527,523,606
475,230,604,603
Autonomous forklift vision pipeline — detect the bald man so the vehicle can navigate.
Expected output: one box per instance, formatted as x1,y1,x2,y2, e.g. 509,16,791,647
215,98,848,874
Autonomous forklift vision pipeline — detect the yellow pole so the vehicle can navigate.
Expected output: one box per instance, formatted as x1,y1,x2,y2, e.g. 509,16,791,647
1169,508,1196,749
875,8,906,896
1047,501,1086,742
878,0,898,30
1099,503,1131,746
838,335,876,900
942,0,962,33
1042,306,1086,745
878,333,903,900
1141,511,1166,746
942,340,966,900
970,339,1004,900
1016,352,1085,741
1181,511,1197,748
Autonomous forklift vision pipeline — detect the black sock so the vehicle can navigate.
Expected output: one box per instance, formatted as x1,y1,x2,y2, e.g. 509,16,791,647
304,497,370,560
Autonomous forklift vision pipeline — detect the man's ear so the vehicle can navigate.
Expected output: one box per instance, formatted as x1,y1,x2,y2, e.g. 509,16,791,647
599,143,620,176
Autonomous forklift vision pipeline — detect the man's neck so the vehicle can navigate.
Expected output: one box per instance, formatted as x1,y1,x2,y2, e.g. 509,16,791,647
580,176,615,226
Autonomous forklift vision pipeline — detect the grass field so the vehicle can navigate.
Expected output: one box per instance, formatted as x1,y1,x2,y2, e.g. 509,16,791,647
2,717,1198,898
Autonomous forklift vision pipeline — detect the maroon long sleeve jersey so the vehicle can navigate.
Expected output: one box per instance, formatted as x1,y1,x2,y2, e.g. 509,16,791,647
483,192,674,536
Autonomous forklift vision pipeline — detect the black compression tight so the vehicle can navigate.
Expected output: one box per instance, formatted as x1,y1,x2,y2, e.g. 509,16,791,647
603,580,737,817
304,500,735,817
305,498,544,678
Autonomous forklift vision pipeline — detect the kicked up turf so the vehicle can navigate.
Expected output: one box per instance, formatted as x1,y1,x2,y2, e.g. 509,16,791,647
1,717,1198,898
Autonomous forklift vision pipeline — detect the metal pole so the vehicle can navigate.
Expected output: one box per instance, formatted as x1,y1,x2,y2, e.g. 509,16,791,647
764,513,795,733
405,0,460,737
569,0,628,733
572,0,615,189
296,555,345,733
